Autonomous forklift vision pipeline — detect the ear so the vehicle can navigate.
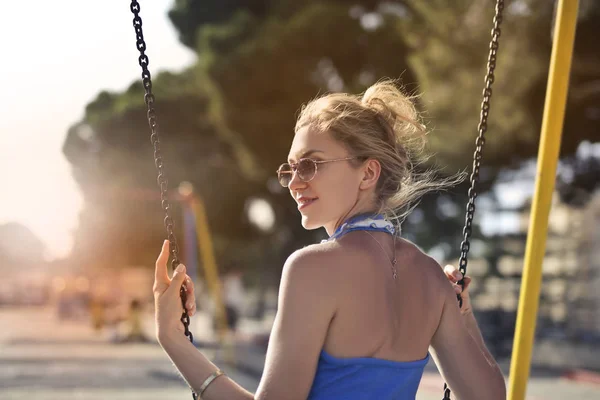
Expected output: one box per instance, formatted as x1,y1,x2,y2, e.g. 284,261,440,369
359,159,381,190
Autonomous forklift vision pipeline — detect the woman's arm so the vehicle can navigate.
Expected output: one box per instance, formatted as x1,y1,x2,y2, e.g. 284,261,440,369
254,246,339,399
154,241,338,400
442,265,491,362
153,241,254,399
158,329,254,399
461,309,497,364
430,263,506,400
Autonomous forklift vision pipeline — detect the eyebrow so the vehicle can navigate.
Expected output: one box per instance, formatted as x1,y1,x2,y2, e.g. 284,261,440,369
288,149,324,163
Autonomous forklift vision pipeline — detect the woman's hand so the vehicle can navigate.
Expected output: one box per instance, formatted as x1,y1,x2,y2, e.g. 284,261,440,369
154,240,197,342
443,264,472,315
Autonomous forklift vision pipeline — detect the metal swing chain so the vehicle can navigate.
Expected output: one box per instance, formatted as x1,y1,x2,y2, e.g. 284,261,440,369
442,1,504,399
129,2,197,399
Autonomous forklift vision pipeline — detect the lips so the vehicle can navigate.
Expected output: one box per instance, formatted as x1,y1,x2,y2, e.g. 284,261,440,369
297,197,317,210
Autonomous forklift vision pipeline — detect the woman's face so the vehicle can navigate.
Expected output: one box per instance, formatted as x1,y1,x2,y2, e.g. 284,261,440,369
285,126,378,236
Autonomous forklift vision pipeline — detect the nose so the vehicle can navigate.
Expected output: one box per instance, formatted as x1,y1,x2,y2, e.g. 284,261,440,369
288,168,306,191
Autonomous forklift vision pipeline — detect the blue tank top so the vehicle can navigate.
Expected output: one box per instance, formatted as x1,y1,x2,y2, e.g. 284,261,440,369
308,213,428,399
308,350,430,399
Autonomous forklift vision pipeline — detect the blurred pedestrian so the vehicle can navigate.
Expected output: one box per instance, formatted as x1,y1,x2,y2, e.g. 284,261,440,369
123,299,148,343
89,297,105,332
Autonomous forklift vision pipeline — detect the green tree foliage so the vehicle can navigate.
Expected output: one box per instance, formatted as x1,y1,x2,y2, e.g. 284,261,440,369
64,0,599,271
198,3,415,177
563,1,600,155
186,0,599,172
63,70,258,268
168,0,270,49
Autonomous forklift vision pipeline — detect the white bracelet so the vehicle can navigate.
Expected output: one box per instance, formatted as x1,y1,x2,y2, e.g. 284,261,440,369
198,369,226,398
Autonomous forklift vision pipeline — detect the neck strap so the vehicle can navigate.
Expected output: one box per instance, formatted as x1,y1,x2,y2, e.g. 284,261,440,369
322,213,396,243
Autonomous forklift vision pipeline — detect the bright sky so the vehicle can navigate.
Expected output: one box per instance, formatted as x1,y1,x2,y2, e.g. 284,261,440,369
0,0,195,260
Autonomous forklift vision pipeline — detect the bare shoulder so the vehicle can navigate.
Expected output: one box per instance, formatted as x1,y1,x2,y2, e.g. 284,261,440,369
256,243,343,399
285,240,343,266
280,241,345,291
396,237,450,285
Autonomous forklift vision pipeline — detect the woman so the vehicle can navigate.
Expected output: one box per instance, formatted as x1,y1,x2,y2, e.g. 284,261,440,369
153,80,507,400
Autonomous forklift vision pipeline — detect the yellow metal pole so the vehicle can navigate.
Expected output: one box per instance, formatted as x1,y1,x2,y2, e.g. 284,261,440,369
508,1,579,399
190,193,236,365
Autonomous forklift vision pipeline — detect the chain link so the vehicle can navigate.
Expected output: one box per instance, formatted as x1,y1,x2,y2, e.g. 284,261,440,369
443,1,504,399
129,2,197,399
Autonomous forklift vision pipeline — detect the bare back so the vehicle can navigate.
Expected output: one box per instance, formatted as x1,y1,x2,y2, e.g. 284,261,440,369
322,232,446,363
256,229,505,400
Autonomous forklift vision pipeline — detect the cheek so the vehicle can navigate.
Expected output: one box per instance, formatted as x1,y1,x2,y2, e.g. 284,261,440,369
318,173,358,206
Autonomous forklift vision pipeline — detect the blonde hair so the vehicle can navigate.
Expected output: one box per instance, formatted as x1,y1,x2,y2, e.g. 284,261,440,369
295,79,464,225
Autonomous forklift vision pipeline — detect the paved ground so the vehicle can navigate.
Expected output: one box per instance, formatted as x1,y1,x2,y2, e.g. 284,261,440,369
0,307,258,400
1,307,599,399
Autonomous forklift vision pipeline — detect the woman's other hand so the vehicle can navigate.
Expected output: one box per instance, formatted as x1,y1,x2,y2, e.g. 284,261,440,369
153,240,196,342
443,264,472,315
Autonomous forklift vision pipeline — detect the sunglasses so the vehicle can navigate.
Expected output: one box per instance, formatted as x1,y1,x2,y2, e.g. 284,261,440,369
276,157,358,188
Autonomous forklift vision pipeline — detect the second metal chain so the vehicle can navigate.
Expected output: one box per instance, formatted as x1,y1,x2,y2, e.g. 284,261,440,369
443,1,504,399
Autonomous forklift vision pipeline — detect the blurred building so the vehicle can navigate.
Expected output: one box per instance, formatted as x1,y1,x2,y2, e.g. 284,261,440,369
462,189,600,369
517,190,600,340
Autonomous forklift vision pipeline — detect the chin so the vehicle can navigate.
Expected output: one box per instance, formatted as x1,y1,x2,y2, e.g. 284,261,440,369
300,214,324,231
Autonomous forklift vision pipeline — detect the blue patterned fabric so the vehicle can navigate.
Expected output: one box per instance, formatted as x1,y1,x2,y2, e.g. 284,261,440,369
322,213,396,243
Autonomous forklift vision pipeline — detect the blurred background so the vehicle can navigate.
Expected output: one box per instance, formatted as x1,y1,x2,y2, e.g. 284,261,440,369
0,0,599,399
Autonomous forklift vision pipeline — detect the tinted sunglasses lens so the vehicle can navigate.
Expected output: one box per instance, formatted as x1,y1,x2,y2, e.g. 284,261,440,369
278,164,292,187
297,159,316,181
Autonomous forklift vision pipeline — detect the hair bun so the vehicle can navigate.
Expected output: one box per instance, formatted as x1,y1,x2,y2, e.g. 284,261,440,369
361,80,427,153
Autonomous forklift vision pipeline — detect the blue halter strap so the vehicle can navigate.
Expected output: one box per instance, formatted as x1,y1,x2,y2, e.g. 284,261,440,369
322,213,397,243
